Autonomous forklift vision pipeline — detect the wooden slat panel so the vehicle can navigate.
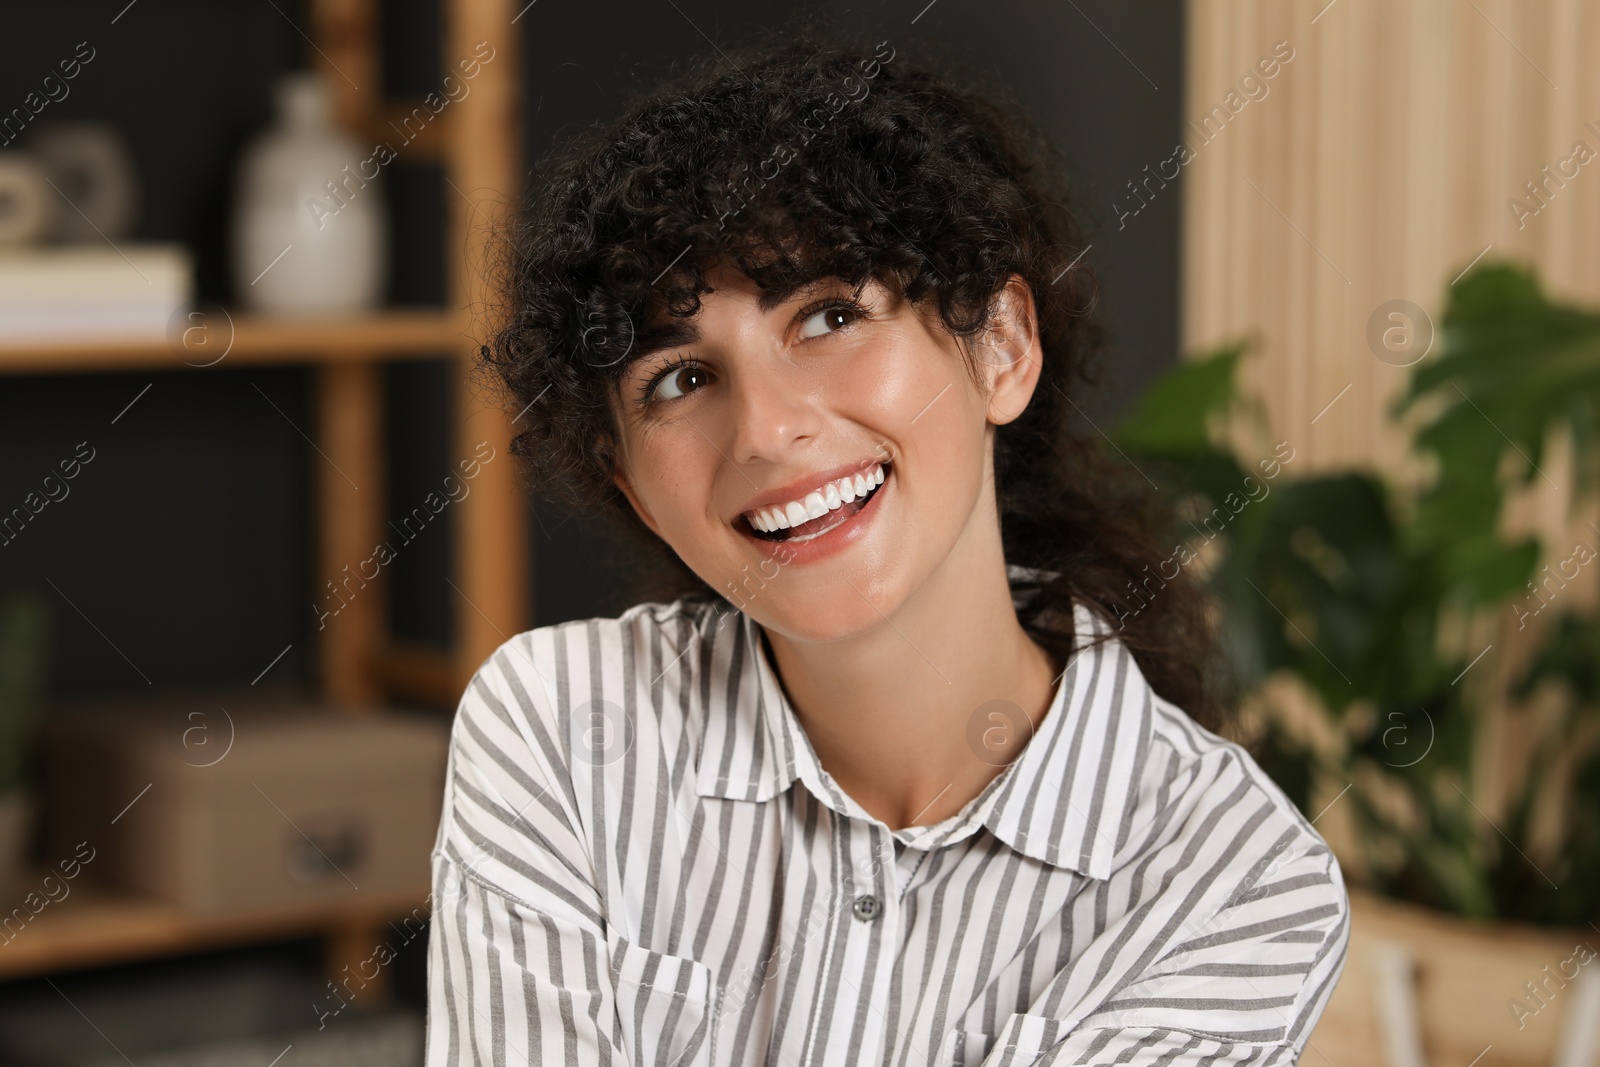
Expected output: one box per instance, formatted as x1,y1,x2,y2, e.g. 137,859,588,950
1182,0,1600,583
1182,0,1600,475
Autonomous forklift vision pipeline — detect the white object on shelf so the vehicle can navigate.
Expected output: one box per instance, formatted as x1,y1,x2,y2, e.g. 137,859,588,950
0,243,192,343
0,154,54,245
232,71,388,315
31,120,140,242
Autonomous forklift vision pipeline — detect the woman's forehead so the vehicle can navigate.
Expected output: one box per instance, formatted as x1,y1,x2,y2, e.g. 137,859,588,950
651,266,878,313
638,268,868,334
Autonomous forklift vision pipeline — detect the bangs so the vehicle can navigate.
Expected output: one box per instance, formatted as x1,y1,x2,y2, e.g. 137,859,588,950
607,242,893,389
546,44,1007,393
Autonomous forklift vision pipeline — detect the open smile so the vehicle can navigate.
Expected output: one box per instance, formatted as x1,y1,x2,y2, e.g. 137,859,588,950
734,461,893,561
742,461,888,540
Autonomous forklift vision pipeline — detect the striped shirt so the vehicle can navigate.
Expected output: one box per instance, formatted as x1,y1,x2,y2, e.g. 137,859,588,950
426,565,1350,1066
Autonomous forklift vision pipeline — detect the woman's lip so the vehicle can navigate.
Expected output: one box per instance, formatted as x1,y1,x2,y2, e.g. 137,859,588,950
735,463,892,565
734,457,892,524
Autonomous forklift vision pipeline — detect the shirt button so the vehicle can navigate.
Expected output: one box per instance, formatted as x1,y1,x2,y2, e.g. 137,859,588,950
852,894,881,921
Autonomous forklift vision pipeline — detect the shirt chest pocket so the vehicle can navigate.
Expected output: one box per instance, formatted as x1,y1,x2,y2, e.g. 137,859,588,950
942,1012,1065,1067
610,934,724,1067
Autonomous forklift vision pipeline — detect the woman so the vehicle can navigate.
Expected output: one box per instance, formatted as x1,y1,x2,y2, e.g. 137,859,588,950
427,35,1349,1067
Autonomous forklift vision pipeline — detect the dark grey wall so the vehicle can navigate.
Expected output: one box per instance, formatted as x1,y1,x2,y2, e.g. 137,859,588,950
0,0,1182,701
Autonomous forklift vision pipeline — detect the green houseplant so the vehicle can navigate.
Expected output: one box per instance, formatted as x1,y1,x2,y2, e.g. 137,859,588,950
1110,263,1600,930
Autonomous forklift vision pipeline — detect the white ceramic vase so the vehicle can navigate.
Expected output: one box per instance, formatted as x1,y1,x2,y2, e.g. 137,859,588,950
232,72,387,315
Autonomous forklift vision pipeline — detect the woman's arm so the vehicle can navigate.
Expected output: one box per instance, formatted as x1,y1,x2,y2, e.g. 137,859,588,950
428,852,624,1064
424,639,631,1066
425,635,721,1066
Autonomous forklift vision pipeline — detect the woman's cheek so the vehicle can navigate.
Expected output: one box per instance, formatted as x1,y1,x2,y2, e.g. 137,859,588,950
840,336,919,417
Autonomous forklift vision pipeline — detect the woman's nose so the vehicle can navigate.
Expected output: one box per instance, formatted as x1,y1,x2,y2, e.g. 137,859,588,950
727,360,824,465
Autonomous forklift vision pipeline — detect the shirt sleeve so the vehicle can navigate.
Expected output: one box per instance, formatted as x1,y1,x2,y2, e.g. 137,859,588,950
985,840,1351,1067
424,639,628,1066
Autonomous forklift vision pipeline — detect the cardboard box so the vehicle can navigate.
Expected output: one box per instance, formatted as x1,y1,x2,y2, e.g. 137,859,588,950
43,690,448,915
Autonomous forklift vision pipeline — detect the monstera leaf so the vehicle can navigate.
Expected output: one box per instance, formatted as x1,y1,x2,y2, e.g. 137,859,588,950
1397,264,1595,605
1110,343,1252,507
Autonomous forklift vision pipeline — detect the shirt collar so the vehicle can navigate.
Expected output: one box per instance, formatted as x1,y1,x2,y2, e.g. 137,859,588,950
692,565,1154,881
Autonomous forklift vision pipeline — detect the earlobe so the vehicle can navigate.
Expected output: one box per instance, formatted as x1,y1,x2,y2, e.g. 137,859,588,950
607,430,663,539
612,468,662,538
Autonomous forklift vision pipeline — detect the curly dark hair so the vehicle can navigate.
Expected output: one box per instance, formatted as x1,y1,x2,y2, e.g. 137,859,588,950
477,32,1229,733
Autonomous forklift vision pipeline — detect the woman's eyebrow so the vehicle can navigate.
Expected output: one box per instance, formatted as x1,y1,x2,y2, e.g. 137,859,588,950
623,319,700,369
620,279,857,368
754,276,852,313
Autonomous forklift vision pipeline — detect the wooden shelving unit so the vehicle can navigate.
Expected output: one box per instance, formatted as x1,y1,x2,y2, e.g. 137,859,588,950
0,0,527,990
0,310,465,374
0,874,429,984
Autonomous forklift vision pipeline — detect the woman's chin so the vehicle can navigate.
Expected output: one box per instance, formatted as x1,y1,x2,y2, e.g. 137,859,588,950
739,582,907,646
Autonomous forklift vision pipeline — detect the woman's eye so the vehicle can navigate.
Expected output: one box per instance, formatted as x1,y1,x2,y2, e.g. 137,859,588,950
649,363,711,402
798,303,860,340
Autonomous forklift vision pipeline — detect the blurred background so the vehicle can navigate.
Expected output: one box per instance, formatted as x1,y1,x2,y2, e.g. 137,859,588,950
0,1,1596,1065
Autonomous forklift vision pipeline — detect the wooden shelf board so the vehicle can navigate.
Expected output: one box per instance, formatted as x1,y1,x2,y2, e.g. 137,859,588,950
0,309,470,375
0,875,431,980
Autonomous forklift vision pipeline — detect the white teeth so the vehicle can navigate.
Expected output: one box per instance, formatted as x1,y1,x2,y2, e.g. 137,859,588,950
745,462,888,534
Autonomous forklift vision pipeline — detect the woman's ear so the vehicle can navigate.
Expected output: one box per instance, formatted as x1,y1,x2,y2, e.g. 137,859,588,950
975,274,1045,426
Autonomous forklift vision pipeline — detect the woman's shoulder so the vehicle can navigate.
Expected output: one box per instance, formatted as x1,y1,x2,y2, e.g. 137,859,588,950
508,589,721,649
1143,690,1317,833
451,594,730,748
1139,685,1349,917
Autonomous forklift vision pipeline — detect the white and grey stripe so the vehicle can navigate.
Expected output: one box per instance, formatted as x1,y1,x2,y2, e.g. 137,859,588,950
427,565,1350,1066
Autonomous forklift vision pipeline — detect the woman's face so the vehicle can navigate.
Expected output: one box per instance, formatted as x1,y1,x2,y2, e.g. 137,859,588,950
608,265,1041,643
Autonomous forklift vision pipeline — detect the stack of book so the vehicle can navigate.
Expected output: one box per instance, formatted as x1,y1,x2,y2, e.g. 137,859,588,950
0,244,193,344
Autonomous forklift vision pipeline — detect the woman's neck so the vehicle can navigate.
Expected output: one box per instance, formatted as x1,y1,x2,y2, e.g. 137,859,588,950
758,529,1062,832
